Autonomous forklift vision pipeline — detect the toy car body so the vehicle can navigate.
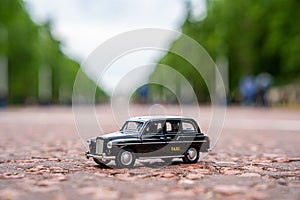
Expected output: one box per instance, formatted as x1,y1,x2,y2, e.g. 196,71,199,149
86,116,210,168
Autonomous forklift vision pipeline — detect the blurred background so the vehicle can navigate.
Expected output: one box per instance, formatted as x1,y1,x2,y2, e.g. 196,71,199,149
0,0,299,107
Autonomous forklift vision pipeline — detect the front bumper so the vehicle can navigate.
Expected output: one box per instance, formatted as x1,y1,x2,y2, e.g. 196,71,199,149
86,151,115,161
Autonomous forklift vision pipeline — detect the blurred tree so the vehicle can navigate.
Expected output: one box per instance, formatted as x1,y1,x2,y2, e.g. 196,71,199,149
0,0,107,105
0,0,38,103
150,0,300,102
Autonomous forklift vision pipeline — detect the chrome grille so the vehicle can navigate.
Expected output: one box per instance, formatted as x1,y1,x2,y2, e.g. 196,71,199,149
96,139,104,154
89,140,96,154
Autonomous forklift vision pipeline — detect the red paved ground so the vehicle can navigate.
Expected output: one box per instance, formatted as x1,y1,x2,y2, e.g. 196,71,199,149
0,105,299,199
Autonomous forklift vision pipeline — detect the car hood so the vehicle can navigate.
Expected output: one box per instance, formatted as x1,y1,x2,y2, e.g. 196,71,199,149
99,131,139,141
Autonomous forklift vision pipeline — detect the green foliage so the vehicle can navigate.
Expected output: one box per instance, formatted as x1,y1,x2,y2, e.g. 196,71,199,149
151,0,300,101
150,51,209,102
0,0,107,104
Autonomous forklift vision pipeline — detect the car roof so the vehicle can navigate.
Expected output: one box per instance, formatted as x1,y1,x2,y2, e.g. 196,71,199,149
128,116,194,122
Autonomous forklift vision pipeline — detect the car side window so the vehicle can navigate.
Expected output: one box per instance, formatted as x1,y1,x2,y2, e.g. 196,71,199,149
166,122,172,132
182,121,196,133
165,121,180,134
144,121,164,135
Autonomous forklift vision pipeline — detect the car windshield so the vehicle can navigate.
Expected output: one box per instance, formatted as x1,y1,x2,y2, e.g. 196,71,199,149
120,121,144,133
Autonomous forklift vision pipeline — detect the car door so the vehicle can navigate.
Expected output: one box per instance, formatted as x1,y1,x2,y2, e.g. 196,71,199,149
141,121,166,157
164,120,183,156
174,120,198,154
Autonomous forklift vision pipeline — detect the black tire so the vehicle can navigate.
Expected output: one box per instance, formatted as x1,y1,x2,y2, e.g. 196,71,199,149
182,146,199,164
93,158,110,167
116,149,136,168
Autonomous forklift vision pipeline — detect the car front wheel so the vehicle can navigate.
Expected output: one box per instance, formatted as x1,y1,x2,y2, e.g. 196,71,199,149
182,147,199,164
116,149,136,168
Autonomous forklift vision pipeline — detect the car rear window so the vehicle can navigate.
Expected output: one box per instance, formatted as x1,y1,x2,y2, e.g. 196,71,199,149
182,121,196,133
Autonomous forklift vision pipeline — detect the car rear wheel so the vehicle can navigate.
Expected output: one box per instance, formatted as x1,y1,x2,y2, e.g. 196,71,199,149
182,147,199,164
116,149,136,168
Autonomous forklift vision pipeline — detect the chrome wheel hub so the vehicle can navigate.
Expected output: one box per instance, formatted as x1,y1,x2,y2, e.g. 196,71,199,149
187,148,197,161
121,151,132,165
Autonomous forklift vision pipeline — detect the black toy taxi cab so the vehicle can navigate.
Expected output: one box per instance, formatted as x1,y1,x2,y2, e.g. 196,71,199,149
86,116,210,168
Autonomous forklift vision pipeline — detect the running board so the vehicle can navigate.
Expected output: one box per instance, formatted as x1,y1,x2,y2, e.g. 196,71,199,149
138,155,184,160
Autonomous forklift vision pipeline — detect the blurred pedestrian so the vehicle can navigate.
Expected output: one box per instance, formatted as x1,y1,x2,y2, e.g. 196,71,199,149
255,73,273,106
239,75,256,106
137,85,149,104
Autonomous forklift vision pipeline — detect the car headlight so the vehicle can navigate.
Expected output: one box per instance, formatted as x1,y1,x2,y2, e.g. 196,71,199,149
87,139,91,145
107,141,112,149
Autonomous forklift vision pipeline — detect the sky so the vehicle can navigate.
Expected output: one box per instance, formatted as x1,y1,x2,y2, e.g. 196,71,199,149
24,0,206,94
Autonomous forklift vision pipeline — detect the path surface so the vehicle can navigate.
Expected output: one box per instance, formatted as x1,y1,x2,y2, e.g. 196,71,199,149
0,105,299,200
